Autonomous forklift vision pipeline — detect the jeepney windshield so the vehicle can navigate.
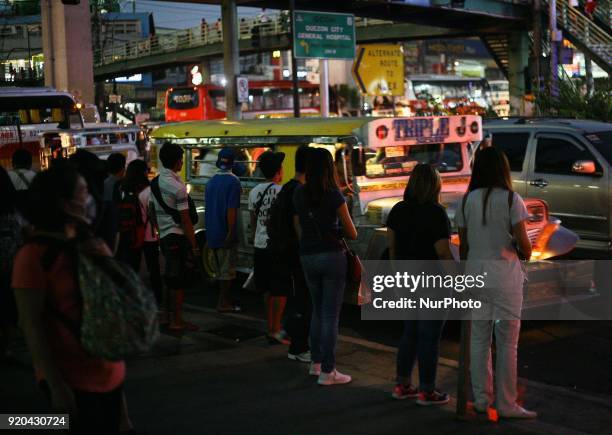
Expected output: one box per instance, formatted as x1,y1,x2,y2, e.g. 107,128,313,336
364,142,463,178
187,145,271,181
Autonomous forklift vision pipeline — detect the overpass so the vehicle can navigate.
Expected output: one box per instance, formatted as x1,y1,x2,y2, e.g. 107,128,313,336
94,0,610,81
93,16,479,80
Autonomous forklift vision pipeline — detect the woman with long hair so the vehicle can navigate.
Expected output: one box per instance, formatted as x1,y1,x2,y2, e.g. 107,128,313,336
456,147,535,418
293,147,357,385
388,164,453,405
13,162,125,433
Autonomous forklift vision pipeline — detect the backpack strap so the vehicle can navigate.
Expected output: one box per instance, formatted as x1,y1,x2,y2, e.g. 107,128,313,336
508,190,514,235
14,170,31,188
254,182,275,219
150,176,181,224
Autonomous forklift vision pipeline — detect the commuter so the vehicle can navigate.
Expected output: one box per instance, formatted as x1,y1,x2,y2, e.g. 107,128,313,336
13,164,125,434
248,151,287,343
200,18,209,42
584,0,597,19
68,150,119,253
0,167,22,357
8,149,36,191
116,160,149,272
456,147,536,419
293,148,357,385
205,148,242,313
138,164,163,308
104,153,126,202
150,142,199,331
267,146,313,361
387,164,452,405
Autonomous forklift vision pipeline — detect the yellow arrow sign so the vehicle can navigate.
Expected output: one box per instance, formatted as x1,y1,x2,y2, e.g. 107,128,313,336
352,44,405,96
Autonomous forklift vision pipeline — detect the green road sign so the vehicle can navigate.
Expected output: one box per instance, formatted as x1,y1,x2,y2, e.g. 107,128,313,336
293,11,356,60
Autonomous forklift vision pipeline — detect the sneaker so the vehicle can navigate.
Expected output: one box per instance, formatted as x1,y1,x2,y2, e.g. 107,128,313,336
391,384,419,400
267,332,290,345
288,351,312,363
309,362,321,376
317,369,352,386
498,406,537,419
416,390,450,406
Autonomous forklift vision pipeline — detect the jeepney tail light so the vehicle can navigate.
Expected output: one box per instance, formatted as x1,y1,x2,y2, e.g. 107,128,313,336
376,125,388,140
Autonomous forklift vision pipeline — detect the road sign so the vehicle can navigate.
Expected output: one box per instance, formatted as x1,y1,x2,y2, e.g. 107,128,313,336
292,11,355,60
236,76,249,103
352,44,405,96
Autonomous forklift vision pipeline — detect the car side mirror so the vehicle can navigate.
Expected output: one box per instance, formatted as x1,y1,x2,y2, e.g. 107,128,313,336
571,160,597,175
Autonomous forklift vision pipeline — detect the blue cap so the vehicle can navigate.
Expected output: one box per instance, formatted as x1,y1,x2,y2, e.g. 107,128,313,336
216,148,235,170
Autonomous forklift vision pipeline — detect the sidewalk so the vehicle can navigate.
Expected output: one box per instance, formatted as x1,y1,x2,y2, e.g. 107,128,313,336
2,307,611,435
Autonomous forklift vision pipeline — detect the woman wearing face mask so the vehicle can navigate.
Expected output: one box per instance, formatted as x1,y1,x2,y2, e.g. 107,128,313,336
13,162,126,434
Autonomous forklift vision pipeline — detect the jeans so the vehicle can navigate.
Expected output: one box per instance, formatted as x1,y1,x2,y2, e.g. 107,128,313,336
396,320,445,393
300,250,346,373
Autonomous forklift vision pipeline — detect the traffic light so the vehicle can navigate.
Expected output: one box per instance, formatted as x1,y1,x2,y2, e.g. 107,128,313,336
61,0,81,5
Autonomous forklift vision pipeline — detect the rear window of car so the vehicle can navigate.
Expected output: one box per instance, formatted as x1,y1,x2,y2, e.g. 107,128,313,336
585,131,612,165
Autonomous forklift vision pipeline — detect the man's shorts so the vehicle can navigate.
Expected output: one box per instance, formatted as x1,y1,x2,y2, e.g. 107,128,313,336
160,234,195,289
212,246,237,281
254,248,288,297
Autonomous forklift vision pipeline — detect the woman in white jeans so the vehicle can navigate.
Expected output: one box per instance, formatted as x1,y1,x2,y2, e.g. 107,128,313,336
456,147,536,419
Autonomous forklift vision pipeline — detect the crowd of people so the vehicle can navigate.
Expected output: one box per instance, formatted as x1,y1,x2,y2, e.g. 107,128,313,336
0,141,538,433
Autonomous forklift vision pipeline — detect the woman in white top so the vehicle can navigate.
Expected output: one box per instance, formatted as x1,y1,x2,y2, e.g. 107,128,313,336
455,147,536,419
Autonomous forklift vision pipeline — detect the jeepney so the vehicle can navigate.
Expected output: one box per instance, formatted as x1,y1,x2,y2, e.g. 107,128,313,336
38,125,142,170
150,116,591,306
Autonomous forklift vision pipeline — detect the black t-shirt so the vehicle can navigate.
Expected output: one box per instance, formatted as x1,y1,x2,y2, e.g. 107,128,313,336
293,185,345,255
386,201,451,260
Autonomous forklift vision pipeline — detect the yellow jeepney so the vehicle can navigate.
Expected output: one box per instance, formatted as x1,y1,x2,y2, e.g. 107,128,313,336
150,116,588,306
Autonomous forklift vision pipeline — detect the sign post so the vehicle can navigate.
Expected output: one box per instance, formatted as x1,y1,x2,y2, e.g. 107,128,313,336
292,11,355,117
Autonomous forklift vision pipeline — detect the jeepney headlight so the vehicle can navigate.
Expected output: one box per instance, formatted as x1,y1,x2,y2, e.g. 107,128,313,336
186,183,192,194
60,133,79,148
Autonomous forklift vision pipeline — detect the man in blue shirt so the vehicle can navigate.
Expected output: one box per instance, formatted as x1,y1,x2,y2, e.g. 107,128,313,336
205,148,241,312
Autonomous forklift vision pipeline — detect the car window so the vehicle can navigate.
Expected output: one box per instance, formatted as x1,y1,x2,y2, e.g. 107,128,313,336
491,132,529,172
535,136,599,175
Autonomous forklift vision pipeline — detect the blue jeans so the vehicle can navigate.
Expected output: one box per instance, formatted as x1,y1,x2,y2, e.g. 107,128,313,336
300,251,346,373
396,320,445,393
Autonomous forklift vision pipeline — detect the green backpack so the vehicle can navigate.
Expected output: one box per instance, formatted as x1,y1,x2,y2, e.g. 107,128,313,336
38,234,159,361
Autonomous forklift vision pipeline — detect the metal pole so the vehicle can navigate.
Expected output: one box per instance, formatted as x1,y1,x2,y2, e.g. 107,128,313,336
290,0,300,118
320,59,329,117
456,320,471,419
533,0,542,96
222,0,241,120
549,0,559,98
585,55,594,97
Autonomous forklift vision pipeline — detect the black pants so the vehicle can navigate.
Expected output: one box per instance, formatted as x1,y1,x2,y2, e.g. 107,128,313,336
116,243,142,273
143,240,163,305
40,381,122,435
285,258,311,355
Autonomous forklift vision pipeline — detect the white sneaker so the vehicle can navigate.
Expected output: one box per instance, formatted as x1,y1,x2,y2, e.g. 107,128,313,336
498,406,537,419
317,369,352,386
288,351,312,363
309,362,321,376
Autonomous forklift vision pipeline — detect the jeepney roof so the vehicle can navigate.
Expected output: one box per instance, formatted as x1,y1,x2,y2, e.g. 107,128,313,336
151,118,373,140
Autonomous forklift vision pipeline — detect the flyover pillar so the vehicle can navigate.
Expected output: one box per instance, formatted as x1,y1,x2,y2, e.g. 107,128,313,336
507,31,530,116
221,0,241,120
41,0,95,104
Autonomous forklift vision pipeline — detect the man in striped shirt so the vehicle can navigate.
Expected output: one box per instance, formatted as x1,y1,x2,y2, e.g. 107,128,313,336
150,142,199,331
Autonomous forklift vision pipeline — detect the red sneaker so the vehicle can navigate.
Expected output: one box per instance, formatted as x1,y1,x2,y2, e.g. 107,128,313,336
391,384,419,400
416,390,450,406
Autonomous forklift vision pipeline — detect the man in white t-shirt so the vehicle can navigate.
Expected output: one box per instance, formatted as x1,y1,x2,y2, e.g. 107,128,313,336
8,149,36,191
248,150,287,343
